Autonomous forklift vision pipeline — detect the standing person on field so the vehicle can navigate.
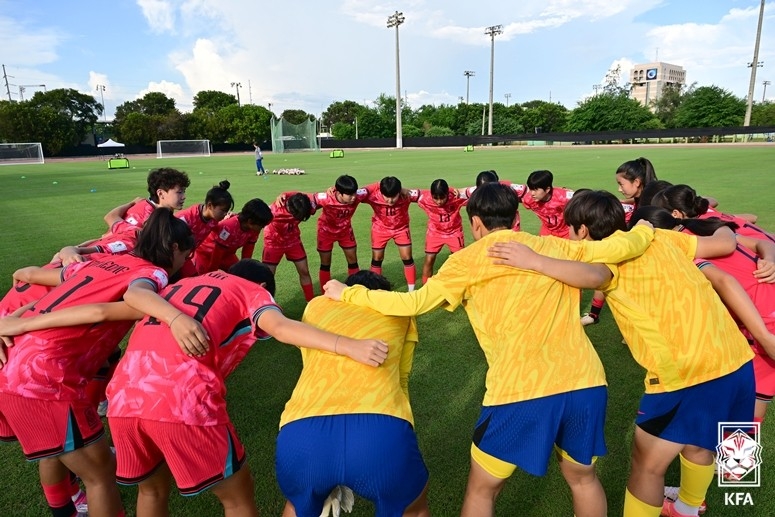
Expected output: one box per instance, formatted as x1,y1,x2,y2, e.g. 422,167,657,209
325,183,657,517
416,179,467,285
277,271,430,517
254,142,266,176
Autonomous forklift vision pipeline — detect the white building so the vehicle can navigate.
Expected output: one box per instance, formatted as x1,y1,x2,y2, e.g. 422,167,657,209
629,62,686,107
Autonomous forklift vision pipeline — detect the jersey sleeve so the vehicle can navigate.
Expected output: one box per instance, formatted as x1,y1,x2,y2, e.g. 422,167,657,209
341,281,449,316
130,267,169,292
560,225,655,264
250,288,283,339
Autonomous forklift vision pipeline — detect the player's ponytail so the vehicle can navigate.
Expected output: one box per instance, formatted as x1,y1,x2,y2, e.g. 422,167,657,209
629,206,737,235
205,180,235,212
651,184,710,218
133,207,195,269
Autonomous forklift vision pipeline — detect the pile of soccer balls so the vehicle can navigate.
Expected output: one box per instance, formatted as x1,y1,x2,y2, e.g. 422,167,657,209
272,168,306,175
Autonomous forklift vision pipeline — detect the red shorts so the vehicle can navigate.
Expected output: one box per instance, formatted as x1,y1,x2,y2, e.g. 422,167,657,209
110,417,246,495
0,393,104,459
262,242,307,265
372,227,412,250
425,232,465,254
753,352,775,400
317,227,357,252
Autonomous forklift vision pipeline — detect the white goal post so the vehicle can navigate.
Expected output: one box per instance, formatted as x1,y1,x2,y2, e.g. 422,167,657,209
0,142,44,165
156,140,211,159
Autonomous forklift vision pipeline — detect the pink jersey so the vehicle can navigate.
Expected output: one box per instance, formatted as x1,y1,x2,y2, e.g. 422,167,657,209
177,204,219,247
622,201,636,223
0,262,62,317
462,180,525,231
363,183,419,232
264,193,317,249
315,188,368,236
194,215,259,273
90,221,138,256
106,272,280,426
701,208,775,243
0,255,168,401
124,199,157,228
417,190,467,237
521,187,574,238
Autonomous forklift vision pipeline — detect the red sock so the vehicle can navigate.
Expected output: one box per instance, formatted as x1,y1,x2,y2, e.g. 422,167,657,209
42,478,76,517
371,265,382,275
404,263,416,286
347,266,359,276
422,274,429,285
318,269,331,287
301,283,315,302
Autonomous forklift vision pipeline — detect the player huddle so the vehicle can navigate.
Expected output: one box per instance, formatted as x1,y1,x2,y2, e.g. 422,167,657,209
0,158,773,517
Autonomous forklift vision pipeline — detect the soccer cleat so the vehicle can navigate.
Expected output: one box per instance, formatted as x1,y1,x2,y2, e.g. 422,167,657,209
256,171,261,176
72,490,88,516
580,313,599,326
97,400,108,417
663,486,707,515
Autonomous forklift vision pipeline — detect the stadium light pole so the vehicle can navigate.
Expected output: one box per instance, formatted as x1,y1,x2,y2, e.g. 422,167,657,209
485,24,503,136
96,85,106,121
231,82,242,107
464,70,475,104
504,92,511,107
744,0,765,127
764,80,772,102
387,10,405,149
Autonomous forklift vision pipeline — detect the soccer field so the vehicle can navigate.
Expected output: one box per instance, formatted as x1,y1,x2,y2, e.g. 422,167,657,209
0,145,773,516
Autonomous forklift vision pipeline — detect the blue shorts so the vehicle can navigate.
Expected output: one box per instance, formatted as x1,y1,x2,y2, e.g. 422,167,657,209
636,361,755,451
276,414,428,517
472,386,608,477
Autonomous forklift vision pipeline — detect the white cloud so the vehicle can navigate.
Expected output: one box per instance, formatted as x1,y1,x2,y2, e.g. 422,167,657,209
139,80,188,110
0,16,64,67
137,0,176,33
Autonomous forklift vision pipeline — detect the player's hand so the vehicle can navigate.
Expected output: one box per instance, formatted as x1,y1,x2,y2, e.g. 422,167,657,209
634,219,654,230
275,193,287,207
323,280,347,300
340,338,389,367
0,335,11,367
450,187,459,198
59,248,85,266
170,313,211,356
0,315,27,337
488,241,541,271
754,259,775,283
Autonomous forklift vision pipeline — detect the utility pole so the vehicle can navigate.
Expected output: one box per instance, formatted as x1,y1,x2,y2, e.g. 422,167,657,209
744,0,766,126
592,84,602,96
248,80,253,104
464,70,475,104
231,82,242,107
485,25,503,136
763,80,771,103
19,84,46,102
504,93,511,107
387,11,405,149
96,85,106,121
2,64,13,101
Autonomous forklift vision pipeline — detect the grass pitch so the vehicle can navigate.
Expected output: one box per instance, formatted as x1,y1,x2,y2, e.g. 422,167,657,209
0,144,773,516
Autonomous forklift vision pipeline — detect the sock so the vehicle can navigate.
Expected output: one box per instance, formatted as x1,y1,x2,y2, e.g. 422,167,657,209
318,267,331,288
42,478,77,517
347,263,359,276
301,283,315,302
675,454,714,515
589,297,605,319
370,259,383,275
422,274,429,285
623,487,662,517
402,260,416,288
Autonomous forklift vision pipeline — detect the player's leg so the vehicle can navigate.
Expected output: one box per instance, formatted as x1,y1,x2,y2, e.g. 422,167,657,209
422,253,436,285
371,231,390,275
371,248,386,275
38,457,80,517
624,428,683,515
58,438,123,517
317,229,335,287
402,481,430,517
261,246,282,275
395,229,416,291
460,458,507,517
135,463,173,517
582,290,606,326
209,465,259,517
339,228,360,277
287,244,314,301
557,457,606,517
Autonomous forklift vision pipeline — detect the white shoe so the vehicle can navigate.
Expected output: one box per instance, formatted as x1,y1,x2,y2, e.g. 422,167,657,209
72,490,88,516
256,171,261,176
580,313,598,326
97,400,108,417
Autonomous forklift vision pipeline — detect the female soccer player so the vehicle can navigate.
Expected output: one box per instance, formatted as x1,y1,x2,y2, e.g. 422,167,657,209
120,167,190,228
521,170,574,238
416,179,467,284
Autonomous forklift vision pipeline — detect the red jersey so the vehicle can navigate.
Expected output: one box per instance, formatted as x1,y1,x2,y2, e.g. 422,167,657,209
0,255,168,401
701,208,775,243
521,187,574,238
177,204,219,247
363,183,419,232
417,190,467,237
0,262,63,317
264,193,317,249
106,272,280,426
194,215,260,273
314,188,368,236
124,199,157,228
462,181,525,231
90,221,138,256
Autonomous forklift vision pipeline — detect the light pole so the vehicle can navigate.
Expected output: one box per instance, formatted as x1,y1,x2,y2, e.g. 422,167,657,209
96,85,106,121
763,80,771,103
592,84,602,96
387,11,405,149
485,24,503,136
504,93,511,107
231,82,242,107
744,0,766,127
464,70,475,104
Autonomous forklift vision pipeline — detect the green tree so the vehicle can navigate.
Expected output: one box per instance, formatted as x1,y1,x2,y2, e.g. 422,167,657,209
27,88,101,147
650,82,696,129
673,86,745,128
520,100,568,133
331,121,356,140
118,112,159,146
424,126,454,137
232,104,273,143
751,101,775,126
566,92,661,132
281,109,313,125
115,92,177,119
323,100,366,127
0,100,75,155
193,90,238,112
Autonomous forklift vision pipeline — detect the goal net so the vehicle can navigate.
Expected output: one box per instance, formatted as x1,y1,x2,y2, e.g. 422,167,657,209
270,117,320,153
0,142,44,165
156,140,211,158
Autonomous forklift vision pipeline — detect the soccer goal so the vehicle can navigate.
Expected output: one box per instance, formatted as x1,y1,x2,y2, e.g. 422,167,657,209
0,142,44,165
156,140,211,159
270,117,320,153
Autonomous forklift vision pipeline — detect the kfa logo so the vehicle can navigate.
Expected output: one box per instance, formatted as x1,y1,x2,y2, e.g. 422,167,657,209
724,492,754,506
716,422,762,487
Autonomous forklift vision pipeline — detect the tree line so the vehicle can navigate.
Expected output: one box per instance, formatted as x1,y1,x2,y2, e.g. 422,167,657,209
0,79,773,156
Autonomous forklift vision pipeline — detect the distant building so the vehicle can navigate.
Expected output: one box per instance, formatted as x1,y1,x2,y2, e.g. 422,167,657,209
629,62,686,108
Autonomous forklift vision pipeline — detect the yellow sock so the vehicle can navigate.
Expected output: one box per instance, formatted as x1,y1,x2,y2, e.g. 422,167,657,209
677,453,714,506
624,488,662,517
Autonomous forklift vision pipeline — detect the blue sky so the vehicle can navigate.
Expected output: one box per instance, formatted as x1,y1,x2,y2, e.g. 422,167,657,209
0,1,772,119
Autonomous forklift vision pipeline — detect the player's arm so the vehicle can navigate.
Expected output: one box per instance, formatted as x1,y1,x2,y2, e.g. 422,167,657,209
104,197,144,227
13,266,63,286
0,302,141,338
694,226,737,259
123,282,210,356
56,246,101,266
240,241,257,260
255,309,388,367
324,280,449,316
487,242,612,289
698,263,775,358
736,234,775,283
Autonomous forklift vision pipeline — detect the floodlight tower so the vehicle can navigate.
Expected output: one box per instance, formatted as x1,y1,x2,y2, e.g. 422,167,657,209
485,24,503,136
387,10,406,149
744,0,766,127
464,70,475,104
96,85,106,121
764,80,772,102
231,82,242,107
504,92,511,107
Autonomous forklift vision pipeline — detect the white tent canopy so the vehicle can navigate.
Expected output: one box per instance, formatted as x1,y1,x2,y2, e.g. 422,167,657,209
97,138,125,148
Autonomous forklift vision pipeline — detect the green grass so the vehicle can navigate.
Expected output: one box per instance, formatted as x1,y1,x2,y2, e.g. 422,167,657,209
0,145,774,516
